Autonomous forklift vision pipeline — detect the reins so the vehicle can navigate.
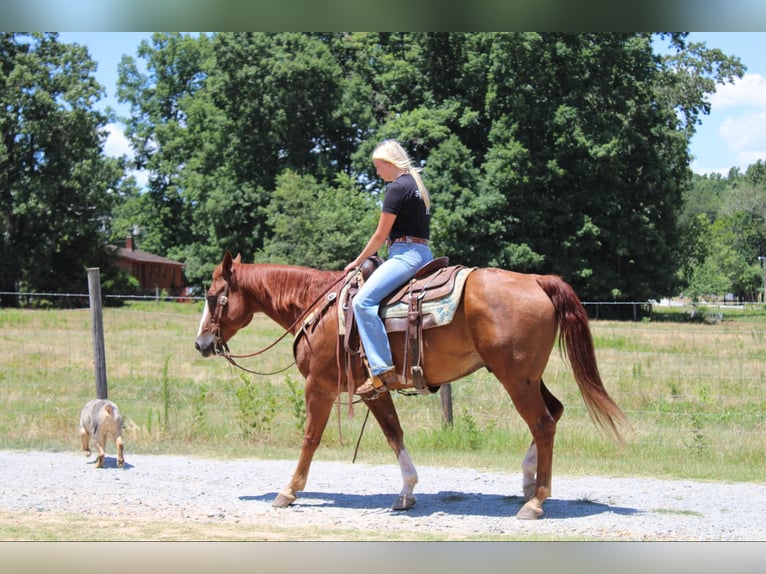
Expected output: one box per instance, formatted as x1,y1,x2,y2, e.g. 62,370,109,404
213,272,350,376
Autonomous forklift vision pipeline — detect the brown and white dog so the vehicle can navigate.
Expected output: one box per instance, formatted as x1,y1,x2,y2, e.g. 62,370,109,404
78,399,125,468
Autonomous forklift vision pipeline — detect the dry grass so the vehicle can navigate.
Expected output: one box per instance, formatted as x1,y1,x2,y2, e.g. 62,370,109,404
1,301,765,482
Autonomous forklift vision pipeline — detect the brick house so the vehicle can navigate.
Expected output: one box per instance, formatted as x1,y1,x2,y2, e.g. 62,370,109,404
114,236,186,296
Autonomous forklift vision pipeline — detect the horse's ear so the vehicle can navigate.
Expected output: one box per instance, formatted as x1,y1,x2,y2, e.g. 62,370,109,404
222,251,233,275
234,253,242,264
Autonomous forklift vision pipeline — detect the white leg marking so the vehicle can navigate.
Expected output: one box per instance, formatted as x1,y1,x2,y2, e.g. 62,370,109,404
391,448,418,510
522,442,537,500
398,448,418,497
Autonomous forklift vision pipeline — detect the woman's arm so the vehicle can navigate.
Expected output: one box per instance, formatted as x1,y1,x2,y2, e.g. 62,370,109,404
344,212,396,273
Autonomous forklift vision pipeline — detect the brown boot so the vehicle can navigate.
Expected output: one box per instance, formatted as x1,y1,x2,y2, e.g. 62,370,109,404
355,367,398,400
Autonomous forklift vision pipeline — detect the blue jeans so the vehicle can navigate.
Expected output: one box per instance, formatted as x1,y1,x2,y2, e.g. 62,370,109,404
353,241,433,375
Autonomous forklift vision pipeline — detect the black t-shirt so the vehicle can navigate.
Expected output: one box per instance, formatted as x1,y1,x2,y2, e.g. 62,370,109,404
382,173,430,240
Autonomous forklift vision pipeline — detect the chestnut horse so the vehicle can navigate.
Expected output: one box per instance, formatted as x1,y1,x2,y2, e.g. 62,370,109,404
195,251,626,519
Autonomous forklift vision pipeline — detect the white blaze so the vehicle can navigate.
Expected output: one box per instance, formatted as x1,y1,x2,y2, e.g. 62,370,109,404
197,302,211,338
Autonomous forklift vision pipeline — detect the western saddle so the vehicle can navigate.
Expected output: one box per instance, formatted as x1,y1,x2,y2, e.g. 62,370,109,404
342,256,473,392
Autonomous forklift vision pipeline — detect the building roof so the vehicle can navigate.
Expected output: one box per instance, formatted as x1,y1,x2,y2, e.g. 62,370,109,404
117,248,185,267
109,241,185,267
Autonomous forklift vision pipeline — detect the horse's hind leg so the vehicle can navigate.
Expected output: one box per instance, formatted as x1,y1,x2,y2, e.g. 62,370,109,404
522,380,564,500
364,392,417,510
495,374,559,520
273,381,335,508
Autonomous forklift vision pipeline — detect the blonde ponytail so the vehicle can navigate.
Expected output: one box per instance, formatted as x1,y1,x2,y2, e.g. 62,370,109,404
372,139,431,213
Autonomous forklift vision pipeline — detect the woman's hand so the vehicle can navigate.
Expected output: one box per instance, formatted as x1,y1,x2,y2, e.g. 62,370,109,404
344,212,396,274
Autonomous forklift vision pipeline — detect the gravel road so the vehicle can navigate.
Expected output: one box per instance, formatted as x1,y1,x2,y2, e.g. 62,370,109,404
1,449,764,541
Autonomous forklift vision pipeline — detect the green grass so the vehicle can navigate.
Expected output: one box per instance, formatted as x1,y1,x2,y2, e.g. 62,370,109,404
1,301,765,483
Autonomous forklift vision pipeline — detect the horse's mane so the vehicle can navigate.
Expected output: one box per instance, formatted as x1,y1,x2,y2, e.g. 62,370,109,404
237,263,343,317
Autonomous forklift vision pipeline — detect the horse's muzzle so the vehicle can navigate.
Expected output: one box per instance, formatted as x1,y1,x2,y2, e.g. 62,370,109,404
195,333,216,357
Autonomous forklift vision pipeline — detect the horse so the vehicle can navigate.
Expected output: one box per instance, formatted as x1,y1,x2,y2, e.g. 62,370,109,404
195,251,627,519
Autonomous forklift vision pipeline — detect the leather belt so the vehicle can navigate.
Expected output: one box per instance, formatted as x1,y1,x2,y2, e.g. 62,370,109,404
388,235,429,246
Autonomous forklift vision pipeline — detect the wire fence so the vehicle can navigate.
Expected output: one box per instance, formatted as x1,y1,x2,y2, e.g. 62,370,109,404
1,292,764,476
0,290,202,306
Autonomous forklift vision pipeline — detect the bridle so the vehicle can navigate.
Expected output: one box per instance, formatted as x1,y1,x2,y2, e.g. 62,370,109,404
209,282,231,356
206,272,350,376
205,267,373,450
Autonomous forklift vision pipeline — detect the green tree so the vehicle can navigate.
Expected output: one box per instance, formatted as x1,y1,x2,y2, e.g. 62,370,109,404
115,32,745,304
680,163,766,301
259,170,378,269
0,33,124,306
681,172,729,227
117,32,365,284
116,32,213,257
686,217,747,301
475,33,742,300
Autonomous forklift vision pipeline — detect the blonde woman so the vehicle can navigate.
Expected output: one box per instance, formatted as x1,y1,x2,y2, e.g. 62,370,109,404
344,139,433,399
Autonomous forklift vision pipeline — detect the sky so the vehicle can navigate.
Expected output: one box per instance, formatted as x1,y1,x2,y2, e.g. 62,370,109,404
58,31,766,177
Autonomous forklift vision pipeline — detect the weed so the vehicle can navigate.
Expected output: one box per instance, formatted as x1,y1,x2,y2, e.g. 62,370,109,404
653,508,704,517
685,413,708,454
284,375,306,433
235,375,277,440
191,383,209,437
460,408,482,451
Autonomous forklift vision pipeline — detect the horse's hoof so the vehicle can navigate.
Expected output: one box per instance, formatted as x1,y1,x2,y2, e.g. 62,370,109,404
272,491,296,508
516,500,544,520
392,494,416,511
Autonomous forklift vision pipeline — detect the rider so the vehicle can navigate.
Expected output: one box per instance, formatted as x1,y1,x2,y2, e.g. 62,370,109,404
344,139,433,399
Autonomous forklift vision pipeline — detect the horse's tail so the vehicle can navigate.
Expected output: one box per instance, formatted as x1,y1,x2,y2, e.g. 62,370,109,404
537,275,628,444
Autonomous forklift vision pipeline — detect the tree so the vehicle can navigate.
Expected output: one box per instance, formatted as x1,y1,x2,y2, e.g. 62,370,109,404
679,164,766,301
116,32,214,257
117,32,365,284
0,33,123,306
115,32,745,303
258,170,378,269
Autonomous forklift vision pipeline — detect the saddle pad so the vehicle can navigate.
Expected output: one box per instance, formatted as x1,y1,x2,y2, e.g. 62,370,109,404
337,266,474,335
381,266,474,328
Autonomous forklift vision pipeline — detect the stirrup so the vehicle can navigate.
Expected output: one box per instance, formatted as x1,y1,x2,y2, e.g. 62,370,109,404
355,368,397,400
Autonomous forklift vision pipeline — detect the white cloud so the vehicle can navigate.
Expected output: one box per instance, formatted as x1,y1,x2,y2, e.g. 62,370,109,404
710,73,766,109
737,149,766,167
103,122,150,189
719,111,766,153
103,122,134,159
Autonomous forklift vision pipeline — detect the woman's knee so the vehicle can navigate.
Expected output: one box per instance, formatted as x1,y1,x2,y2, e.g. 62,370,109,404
352,293,376,316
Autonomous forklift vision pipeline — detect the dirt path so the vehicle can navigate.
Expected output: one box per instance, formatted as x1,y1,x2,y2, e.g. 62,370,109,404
1,450,764,540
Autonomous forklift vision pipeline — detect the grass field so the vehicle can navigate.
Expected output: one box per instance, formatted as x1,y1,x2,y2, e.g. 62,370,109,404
1,300,764,483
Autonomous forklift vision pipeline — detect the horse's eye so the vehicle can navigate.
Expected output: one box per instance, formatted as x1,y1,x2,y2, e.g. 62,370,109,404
207,294,217,310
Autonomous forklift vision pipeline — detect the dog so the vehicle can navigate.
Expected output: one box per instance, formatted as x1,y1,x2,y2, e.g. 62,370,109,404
78,399,125,468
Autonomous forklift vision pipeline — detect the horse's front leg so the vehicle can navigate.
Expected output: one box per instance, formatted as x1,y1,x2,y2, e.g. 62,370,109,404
273,380,335,508
364,392,417,510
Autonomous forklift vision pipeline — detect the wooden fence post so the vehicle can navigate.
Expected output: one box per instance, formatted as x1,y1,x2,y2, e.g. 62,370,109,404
440,383,453,427
87,268,108,400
